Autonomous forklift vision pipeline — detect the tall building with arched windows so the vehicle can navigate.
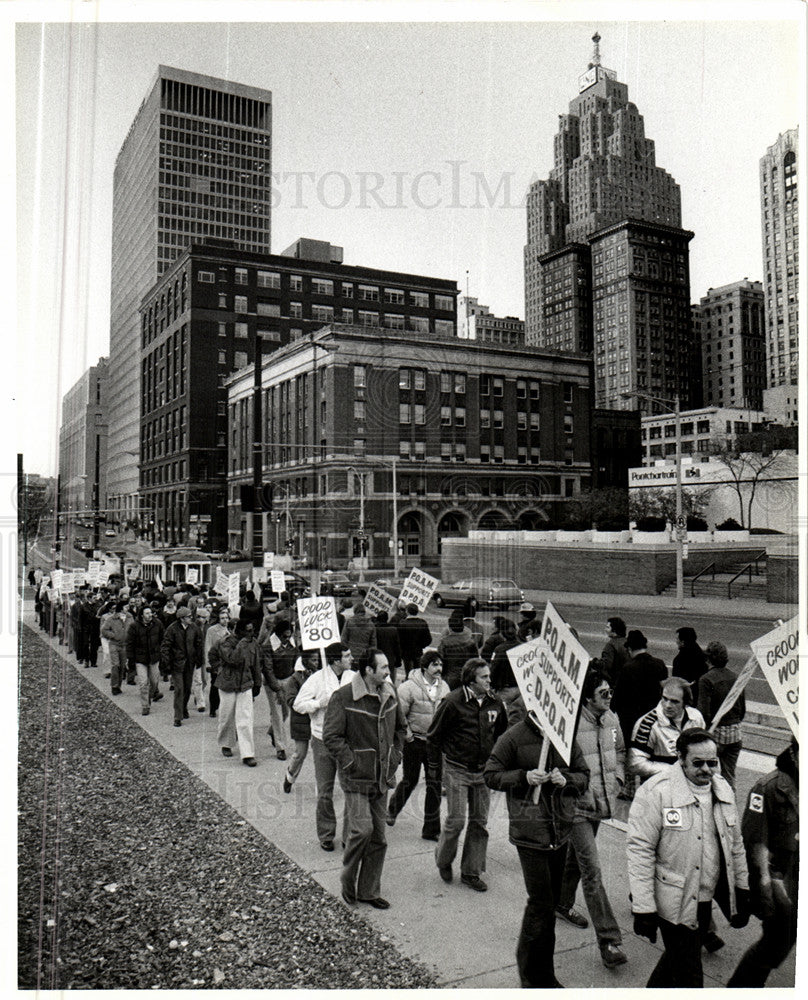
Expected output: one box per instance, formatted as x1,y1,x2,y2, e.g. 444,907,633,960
760,129,799,388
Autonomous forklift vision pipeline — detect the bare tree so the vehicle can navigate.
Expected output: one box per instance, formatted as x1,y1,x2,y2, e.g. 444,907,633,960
707,437,790,528
628,486,712,525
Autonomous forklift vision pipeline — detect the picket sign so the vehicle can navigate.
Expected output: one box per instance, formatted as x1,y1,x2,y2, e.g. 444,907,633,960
227,572,241,618
363,582,396,617
263,551,275,569
398,568,439,612
750,615,799,739
155,573,164,592
86,561,101,585
61,571,76,594
270,570,287,594
213,568,228,596
708,654,758,732
186,568,199,585
297,595,340,650
51,569,64,593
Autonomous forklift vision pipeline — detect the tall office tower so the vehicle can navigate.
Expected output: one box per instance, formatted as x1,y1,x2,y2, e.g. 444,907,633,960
760,129,798,387
694,280,766,410
106,66,272,524
58,359,109,517
524,35,698,413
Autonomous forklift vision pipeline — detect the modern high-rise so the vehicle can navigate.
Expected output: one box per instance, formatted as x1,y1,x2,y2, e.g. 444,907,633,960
693,280,766,410
106,66,272,524
524,34,699,412
760,129,798,387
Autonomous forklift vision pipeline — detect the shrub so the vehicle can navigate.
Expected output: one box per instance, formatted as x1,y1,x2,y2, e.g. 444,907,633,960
716,518,743,531
686,516,709,531
635,516,667,532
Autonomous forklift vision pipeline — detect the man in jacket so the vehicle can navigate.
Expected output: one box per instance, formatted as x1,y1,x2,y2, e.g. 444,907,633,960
261,621,299,761
340,602,377,661
489,620,525,725
437,611,482,691
323,648,406,910
728,738,798,987
372,611,402,683
611,629,668,748
126,605,165,715
397,603,432,677
293,642,355,852
427,658,508,892
484,710,589,987
627,727,750,988
101,601,135,695
630,676,706,782
600,616,630,686
697,640,746,790
555,666,627,968
214,620,263,767
160,606,204,727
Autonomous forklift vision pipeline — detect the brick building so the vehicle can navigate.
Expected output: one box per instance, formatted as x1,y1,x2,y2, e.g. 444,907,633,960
58,359,109,517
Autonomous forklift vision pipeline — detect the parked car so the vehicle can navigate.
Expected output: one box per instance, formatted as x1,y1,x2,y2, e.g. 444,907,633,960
319,571,358,598
432,578,524,611
104,529,117,538
224,549,247,562
259,571,311,606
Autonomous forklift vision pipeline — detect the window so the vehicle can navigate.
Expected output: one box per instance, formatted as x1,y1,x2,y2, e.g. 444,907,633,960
234,351,248,369
516,379,527,398
435,319,455,336
218,322,227,337
517,412,527,430
384,288,405,304
410,290,429,307
455,406,466,427
399,440,411,459
480,374,491,395
257,301,281,317
358,284,379,301
218,350,226,364
480,444,491,463
399,368,411,389
530,412,540,431
354,438,365,455
564,414,574,434
563,383,574,403
414,441,425,460
493,377,504,396
354,365,366,388
493,445,504,464
342,308,354,323
354,401,365,422
529,380,540,399
493,409,504,429
435,294,454,311
217,401,226,416
399,403,411,424
312,304,334,323
440,372,452,393
480,408,490,429
358,310,378,326
289,301,303,319
312,278,334,295
414,404,425,425
218,293,228,308
257,270,280,289
217,432,226,447
530,447,540,465
234,322,248,338
234,295,248,313
290,275,303,292
385,313,405,330
342,282,353,298
518,446,527,465
454,373,466,394
441,405,452,426
441,442,452,462
414,370,426,391
455,443,466,462
234,268,248,285
198,270,215,283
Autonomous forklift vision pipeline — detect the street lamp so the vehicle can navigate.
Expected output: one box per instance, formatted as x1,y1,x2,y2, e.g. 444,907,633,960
622,391,684,609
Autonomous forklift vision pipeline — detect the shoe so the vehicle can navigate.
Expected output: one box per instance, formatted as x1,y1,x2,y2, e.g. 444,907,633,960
359,897,391,910
243,757,258,767
197,706,205,713
555,906,589,929
386,814,396,827
600,944,628,969
141,709,150,716
283,776,292,794
438,866,452,883
422,832,439,841
104,673,111,679
704,932,725,953
320,840,335,852
111,687,122,695
84,663,91,669
182,710,189,720
461,874,488,893
209,711,217,718
152,693,163,702
174,720,182,727
276,749,287,761
221,747,233,758
127,678,136,686
341,888,356,906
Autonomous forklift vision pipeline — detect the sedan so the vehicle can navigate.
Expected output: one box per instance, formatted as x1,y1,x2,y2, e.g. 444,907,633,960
433,578,524,611
319,572,358,598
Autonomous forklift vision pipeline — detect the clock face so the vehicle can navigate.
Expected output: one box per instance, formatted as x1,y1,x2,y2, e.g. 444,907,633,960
578,67,598,92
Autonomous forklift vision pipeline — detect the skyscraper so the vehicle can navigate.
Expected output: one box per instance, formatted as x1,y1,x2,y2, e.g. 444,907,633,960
524,34,699,412
106,66,272,524
760,128,798,388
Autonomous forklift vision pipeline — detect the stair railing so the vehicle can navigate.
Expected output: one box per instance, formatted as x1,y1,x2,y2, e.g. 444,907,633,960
727,550,767,600
690,561,716,598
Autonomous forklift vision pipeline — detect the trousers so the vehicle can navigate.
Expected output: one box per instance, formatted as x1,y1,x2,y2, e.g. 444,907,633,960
341,787,388,900
217,690,256,759
387,736,442,837
435,761,490,878
559,819,621,945
311,736,339,845
135,661,160,712
727,886,798,987
171,665,195,722
515,844,567,987
647,901,712,988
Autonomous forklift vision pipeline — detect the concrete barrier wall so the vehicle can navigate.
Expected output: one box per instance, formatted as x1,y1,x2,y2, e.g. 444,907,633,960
442,540,769,596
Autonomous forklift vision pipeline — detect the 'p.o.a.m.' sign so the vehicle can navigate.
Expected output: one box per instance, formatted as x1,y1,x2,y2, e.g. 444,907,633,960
297,596,340,650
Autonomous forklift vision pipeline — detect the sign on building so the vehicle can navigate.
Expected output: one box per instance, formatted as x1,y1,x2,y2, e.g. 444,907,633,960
399,568,439,612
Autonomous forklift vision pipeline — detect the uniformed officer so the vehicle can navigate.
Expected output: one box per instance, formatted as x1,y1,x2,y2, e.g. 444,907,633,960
727,737,799,987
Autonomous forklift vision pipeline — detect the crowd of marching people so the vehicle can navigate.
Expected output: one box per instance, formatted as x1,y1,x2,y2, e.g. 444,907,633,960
28,568,797,990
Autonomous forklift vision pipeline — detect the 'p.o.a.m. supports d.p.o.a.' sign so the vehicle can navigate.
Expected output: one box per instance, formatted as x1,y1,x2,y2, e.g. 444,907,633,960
506,600,589,765
297,596,340,650
398,568,439,612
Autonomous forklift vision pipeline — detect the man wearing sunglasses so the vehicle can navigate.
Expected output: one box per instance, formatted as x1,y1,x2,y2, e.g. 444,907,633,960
626,728,750,988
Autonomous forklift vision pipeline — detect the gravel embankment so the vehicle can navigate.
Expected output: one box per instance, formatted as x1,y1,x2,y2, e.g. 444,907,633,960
18,624,438,990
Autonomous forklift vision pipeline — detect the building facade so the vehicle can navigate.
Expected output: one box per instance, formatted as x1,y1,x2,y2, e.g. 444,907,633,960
458,296,525,345
225,327,594,569
640,406,768,465
138,243,459,551
107,66,272,525
760,128,798,387
763,384,799,426
58,359,109,516
693,280,766,410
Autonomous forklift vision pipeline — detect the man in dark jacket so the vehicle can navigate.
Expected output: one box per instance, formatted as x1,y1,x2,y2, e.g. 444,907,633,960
323,648,406,909
490,620,524,725
372,611,402,683
160,606,204,727
427,658,508,892
600,616,630,686
397,603,432,677
484,713,589,987
261,621,299,761
214,620,263,766
697,640,746,790
126,605,165,715
671,626,708,687
611,629,668,748
437,610,479,690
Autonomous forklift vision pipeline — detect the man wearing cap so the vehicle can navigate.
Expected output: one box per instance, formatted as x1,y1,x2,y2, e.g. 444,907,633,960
160,606,204,727
518,602,537,627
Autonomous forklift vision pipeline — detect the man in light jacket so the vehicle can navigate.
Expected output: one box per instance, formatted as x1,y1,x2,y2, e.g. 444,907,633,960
630,676,705,782
101,601,135,695
627,727,750,988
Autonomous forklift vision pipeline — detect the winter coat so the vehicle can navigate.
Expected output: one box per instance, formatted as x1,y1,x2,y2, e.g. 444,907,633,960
480,629,506,662
214,634,262,693
397,615,432,662
436,629,480,689
126,618,164,668
629,703,706,781
160,620,203,673
239,600,264,631
600,637,631,685
100,613,134,648
611,651,668,744
671,643,709,687
204,622,230,669
427,685,508,772
283,664,314,742
573,705,625,820
483,715,589,851
262,639,300,689
375,623,402,670
322,673,406,793
626,761,749,929
490,638,520,690
697,666,746,730
339,613,377,660
397,670,450,739
293,665,356,741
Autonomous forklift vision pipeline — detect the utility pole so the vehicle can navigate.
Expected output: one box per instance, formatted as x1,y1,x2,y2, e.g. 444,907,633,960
391,459,399,579
251,329,264,569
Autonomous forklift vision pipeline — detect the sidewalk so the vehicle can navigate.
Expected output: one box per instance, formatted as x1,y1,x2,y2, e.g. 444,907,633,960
20,608,795,989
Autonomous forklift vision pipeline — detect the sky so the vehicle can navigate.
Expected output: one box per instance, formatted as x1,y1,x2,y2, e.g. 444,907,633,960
9,1,805,477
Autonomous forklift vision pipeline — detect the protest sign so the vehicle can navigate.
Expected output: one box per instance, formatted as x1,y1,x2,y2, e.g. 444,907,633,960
186,568,199,585
97,568,110,586
709,654,758,732
51,569,63,593
227,572,241,617
86,561,101,585
399,568,439,612
270,570,287,595
214,568,228,596
61,571,76,594
750,615,799,739
297,596,340,650
363,582,396,617
506,600,589,764
263,551,275,569
155,573,164,592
